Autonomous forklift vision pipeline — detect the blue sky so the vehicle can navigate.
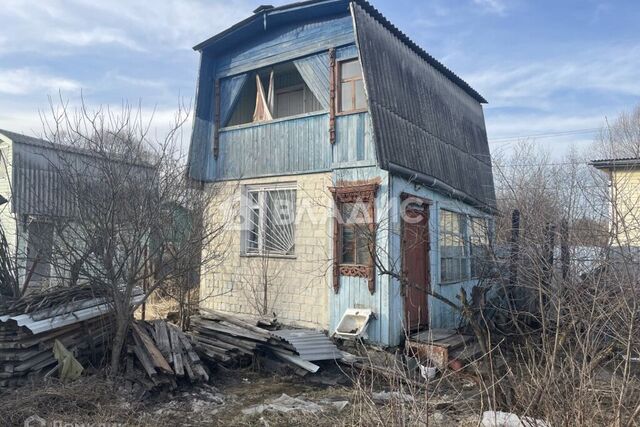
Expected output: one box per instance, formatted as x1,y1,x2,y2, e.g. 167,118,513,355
1,0,638,157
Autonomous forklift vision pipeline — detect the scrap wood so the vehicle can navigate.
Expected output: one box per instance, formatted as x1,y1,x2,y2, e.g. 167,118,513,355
272,349,319,374
125,319,208,392
168,323,184,377
131,322,173,374
200,308,273,338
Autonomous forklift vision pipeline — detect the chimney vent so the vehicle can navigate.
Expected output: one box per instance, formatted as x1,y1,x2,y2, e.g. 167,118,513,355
253,5,274,14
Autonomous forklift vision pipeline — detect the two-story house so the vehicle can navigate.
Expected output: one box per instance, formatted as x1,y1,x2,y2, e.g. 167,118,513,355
187,0,497,347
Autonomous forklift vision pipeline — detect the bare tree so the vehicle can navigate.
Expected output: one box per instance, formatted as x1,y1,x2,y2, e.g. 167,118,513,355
35,97,227,372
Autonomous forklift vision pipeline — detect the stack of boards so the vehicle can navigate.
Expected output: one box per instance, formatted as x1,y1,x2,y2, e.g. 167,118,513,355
124,319,209,395
190,309,340,375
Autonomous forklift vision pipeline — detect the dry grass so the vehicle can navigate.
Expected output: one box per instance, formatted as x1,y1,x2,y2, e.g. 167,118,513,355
0,375,146,426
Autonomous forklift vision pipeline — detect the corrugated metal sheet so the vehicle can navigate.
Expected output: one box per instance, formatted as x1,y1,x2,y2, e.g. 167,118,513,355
0,130,155,217
352,3,496,212
0,292,144,335
270,329,340,361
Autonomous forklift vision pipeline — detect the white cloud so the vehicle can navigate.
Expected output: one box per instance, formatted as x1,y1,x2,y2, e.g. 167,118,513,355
467,44,640,109
50,28,144,51
0,0,255,55
0,68,80,95
472,0,507,15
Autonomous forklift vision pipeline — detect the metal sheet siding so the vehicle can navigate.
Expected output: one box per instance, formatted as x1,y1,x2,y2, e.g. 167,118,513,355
352,3,496,211
10,141,154,217
12,144,76,217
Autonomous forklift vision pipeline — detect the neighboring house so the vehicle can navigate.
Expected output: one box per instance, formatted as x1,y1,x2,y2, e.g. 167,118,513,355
590,157,640,247
0,129,155,290
187,0,497,346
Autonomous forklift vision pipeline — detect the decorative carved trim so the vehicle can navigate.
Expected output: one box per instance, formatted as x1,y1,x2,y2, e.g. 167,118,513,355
328,48,336,145
213,78,221,159
330,180,379,294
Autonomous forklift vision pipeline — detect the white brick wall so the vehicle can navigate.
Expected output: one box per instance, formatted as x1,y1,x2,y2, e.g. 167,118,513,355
200,173,333,329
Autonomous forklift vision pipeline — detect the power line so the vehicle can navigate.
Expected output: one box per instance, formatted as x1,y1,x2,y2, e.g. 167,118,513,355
489,127,601,143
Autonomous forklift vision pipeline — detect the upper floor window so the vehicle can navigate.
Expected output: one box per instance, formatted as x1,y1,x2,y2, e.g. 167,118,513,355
338,59,366,113
242,184,297,256
226,63,322,127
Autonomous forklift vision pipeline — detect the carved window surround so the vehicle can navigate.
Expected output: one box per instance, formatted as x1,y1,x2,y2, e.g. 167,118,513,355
330,180,379,294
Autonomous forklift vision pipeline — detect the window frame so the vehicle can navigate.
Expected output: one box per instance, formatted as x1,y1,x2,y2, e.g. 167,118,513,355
330,181,379,294
438,210,491,284
469,216,490,279
337,59,367,115
241,182,297,258
439,209,470,284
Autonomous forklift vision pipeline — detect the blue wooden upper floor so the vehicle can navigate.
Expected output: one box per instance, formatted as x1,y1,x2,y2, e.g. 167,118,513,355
187,0,497,213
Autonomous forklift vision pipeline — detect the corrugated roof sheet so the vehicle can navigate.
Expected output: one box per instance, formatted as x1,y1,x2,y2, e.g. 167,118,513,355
589,157,640,169
0,291,144,335
270,329,340,361
352,3,496,211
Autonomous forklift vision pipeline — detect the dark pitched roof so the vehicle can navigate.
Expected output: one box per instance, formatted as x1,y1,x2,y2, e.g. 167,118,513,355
589,157,640,170
192,0,486,104
352,3,496,211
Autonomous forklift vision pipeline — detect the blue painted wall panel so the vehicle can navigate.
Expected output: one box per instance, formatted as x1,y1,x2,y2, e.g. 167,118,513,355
329,166,396,346
189,13,358,183
388,175,493,335
217,113,332,179
333,113,376,166
215,15,355,78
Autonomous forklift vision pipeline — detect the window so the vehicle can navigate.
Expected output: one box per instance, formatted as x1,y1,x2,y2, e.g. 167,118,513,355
226,64,322,127
439,210,470,283
331,182,379,294
439,211,491,283
242,185,296,256
339,202,372,265
469,217,490,278
338,59,366,113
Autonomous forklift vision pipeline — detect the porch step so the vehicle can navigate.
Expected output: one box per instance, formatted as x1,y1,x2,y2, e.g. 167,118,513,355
406,328,478,370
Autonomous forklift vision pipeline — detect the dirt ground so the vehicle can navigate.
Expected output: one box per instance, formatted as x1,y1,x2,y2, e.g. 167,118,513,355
0,360,484,426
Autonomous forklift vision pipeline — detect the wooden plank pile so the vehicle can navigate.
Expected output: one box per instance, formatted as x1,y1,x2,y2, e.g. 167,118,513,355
124,319,209,393
190,309,321,375
0,312,114,387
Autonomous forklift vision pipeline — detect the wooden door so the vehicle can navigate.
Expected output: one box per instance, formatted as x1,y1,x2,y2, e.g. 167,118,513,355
402,205,430,330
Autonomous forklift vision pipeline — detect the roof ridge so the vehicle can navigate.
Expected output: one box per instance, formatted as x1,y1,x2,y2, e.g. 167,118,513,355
191,0,486,103
352,0,486,103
